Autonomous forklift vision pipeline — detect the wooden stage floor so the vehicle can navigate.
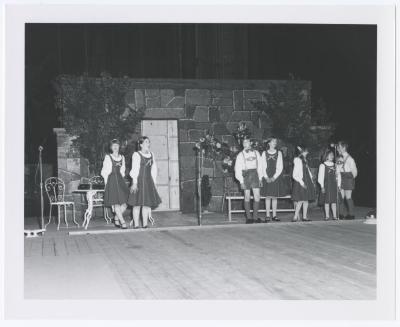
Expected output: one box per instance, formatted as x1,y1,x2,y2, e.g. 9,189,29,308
24,219,376,300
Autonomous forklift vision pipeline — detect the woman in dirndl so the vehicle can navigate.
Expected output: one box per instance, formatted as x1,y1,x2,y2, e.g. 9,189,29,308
337,141,358,219
261,137,285,222
292,145,316,222
317,149,341,220
101,139,130,229
128,136,161,229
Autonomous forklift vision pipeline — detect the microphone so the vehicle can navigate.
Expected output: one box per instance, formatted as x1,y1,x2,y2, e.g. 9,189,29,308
38,146,43,151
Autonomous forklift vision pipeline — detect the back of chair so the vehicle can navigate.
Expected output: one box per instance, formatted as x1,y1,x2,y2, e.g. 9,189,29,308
45,177,65,203
89,176,105,201
89,175,104,186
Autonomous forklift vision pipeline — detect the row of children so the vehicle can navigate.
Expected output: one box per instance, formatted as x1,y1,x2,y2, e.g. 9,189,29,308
100,137,161,229
234,137,358,223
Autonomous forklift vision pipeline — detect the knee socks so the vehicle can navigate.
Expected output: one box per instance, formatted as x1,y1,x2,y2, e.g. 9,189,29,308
244,201,251,220
253,201,260,220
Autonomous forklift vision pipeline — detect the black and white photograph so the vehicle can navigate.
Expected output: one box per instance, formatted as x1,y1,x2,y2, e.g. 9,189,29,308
2,3,398,322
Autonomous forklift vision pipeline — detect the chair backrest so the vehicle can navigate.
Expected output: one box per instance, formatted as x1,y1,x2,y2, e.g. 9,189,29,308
89,175,104,185
45,177,66,203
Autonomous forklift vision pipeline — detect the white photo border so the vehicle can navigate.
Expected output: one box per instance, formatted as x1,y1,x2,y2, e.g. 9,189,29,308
3,4,396,320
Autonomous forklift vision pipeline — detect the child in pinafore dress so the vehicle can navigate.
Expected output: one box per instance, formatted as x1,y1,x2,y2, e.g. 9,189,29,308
317,149,341,220
337,141,358,220
128,136,161,229
261,137,285,222
292,146,316,222
234,137,264,224
101,139,130,229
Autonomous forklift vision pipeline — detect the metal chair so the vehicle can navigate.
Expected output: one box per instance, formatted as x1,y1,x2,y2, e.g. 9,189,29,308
44,177,79,230
88,175,112,224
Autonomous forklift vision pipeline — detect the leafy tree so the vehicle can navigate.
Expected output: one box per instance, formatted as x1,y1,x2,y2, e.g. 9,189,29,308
54,74,144,174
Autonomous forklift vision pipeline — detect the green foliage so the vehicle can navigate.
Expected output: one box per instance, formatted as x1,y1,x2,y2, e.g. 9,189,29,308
55,75,145,174
252,83,313,147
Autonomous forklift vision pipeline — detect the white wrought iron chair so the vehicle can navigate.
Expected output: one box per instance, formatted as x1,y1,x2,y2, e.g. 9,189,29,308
87,175,112,224
44,177,79,230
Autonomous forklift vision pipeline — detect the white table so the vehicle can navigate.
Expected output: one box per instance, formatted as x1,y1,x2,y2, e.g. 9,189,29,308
73,189,112,229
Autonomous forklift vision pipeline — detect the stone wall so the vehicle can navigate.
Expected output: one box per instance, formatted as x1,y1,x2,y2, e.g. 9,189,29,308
56,78,312,214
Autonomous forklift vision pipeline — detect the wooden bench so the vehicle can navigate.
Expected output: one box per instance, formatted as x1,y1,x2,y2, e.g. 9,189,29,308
226,195,295,222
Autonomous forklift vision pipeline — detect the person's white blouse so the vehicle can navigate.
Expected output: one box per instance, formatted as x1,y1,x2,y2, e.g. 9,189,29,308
292,157,313,186
129,151,158,184
234,150,263,184
318,161,341,188
339,153,358,178
100,154,126,185
261,149,283,180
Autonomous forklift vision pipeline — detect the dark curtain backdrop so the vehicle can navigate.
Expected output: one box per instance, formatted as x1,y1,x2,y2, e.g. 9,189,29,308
25,23,376,206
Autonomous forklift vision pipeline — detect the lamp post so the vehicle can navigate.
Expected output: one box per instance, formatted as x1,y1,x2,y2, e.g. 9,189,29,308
38,146,45,230
197,148,203,226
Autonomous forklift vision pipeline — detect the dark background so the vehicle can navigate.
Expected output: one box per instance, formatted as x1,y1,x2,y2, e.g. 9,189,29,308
25,23,376,206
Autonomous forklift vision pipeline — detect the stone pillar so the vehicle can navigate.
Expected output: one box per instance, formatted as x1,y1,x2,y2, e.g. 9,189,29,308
53,128,89,201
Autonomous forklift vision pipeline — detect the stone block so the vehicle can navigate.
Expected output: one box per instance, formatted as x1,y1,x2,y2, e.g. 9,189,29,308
181,167,196,181
202,167,214,177
145,97,161,108
219,106,233,121
233,90,244,110
244,90,262,100
212,123,229,136
244,99,261,111
179,142,196,157
145,89,160,97
134,89,145,109
66,158,81,176
185,104,196,119
144,108,185,119
173,88,186,97
210,177,224,196
124,90,136,109
167,96,185,109
180,156,196,169
193,106,209,122
212,89,233,98
188,129,205,142
226,122,239,133
179,119,196,130
209,106,220,122
179,129,188,142
251,111,261,127
230,111,251,122
222,135,237,146
160,89,175,107
208,196,223,213
185,89,211,106
212,97,233,106
195,122,212,131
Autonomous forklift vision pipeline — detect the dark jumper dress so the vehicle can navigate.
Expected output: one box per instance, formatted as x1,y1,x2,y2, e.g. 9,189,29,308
319,163,339,204
104,155,129,206
127,152,162,209
292,159,316,202
261,150,287,197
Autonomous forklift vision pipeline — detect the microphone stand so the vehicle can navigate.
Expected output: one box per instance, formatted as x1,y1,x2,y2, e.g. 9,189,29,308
38,146,45,230
197,149,203,226
333,144,340,220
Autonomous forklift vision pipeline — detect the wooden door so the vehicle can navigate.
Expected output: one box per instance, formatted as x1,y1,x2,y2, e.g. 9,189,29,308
141,120,180,211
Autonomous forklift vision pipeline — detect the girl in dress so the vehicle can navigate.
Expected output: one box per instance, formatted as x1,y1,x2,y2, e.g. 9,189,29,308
234,137,264,224
337,141,358,219
292,145,316,222
101,139,130,229
261,137,284,222
128,136,161,229
317,149,341,220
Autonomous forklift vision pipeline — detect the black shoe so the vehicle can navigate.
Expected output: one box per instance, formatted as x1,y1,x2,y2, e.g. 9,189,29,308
142,225,148,229
345,215,355,220
302,218,312,222
272,216,280,222
339,215,345,220
264,217,270,223
246,219,254,224
255,218,262,223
